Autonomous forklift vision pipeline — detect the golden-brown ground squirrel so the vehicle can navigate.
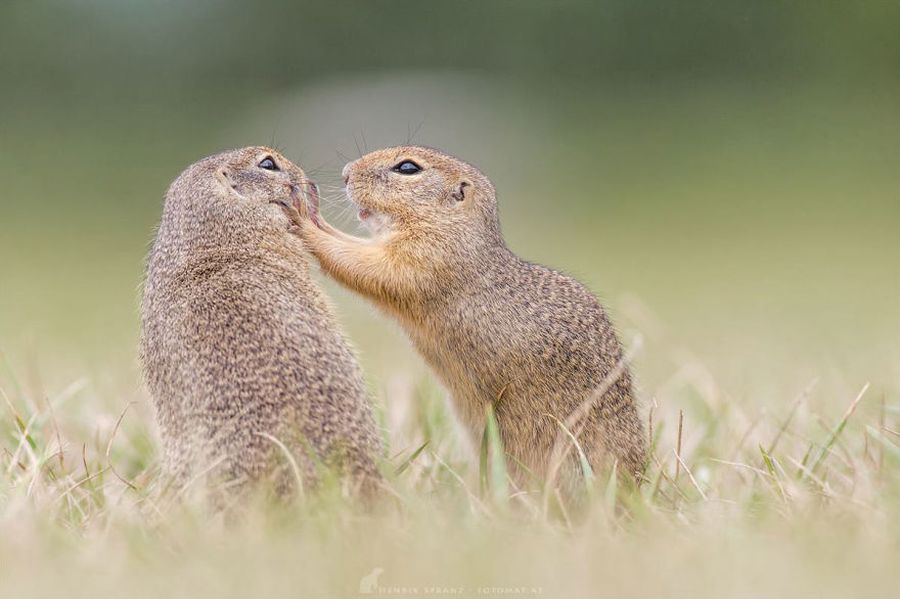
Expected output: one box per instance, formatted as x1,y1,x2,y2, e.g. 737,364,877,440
295,145,646,492
140,147,382,500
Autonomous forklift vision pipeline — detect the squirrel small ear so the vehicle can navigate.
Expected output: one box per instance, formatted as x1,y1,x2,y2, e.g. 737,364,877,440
451,181,470,202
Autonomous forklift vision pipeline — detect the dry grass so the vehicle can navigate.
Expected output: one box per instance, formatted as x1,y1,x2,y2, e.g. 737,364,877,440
1,324,897,599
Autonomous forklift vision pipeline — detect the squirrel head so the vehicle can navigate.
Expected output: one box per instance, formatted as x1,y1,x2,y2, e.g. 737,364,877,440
342,146,501,247
162,146,314,248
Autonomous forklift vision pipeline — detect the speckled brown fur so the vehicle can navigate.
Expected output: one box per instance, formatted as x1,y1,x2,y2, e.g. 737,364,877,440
140,147,382,500
296,146,645,492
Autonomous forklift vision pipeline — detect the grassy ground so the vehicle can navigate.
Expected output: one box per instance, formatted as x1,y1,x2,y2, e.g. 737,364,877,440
1,341,897,598
1,78,898,597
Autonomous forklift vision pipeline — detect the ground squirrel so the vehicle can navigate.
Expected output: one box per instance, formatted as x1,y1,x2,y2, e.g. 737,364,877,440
140,147,382,500
294,146,646,492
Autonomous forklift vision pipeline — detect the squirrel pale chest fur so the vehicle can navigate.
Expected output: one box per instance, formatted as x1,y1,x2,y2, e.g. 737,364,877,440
140,147,382,500
294,145,646,492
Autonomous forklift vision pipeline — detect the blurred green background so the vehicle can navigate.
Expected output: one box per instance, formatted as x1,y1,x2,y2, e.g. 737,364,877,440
1,0,898,406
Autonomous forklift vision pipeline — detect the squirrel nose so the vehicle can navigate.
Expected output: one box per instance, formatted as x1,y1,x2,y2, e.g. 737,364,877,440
341,163,351,185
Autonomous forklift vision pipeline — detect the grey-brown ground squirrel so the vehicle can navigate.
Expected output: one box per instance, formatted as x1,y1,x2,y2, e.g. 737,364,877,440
140,147,382,500
294,145,646,492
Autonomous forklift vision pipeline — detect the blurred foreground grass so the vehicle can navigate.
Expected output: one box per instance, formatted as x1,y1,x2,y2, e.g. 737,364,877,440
0,336,897,598
1,75,899,597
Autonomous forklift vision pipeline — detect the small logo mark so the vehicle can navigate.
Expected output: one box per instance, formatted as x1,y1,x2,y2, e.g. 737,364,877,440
359,567,384,594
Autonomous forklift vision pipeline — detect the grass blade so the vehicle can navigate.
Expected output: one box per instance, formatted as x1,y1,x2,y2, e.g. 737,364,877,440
804,383,869,477
479,403,509,503
395,441,429,475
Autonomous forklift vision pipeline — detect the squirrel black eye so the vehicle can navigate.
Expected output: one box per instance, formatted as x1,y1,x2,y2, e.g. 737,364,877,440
392,160,421,175
258,157,280,171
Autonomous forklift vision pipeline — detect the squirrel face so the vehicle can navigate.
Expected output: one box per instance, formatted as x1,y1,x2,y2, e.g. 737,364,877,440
342,146,500,243
160,146,318,249
213,147,313,223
